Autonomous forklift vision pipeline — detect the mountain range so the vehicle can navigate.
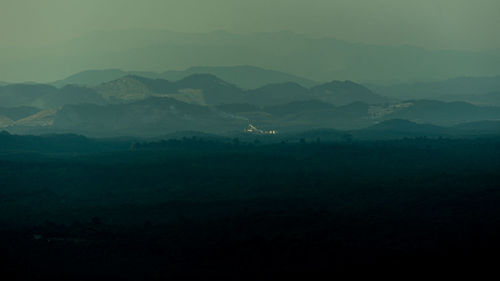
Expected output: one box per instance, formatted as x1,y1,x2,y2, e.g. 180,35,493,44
4,30,500,83
52,66,318,89
1,70,500,137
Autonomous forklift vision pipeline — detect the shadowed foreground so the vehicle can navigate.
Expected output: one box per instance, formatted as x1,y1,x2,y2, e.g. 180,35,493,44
1,137,500,279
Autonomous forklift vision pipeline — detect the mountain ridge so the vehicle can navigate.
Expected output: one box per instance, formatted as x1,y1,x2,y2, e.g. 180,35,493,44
6,30,500,83
51,65,318,89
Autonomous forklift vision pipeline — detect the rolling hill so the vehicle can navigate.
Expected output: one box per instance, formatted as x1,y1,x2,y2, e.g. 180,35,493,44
243,82,310,106
52,69,162,88
95,74,243,105
310,80,390,105
52,65,318,89
0,83,106,109
0,84,58,108
161,65,318,89
48,97,247,137
382,100,500,125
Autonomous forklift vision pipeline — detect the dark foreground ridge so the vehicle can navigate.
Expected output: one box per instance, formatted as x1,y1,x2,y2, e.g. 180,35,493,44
1,135,500,279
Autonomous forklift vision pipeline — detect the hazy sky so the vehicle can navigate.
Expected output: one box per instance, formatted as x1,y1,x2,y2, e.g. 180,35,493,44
1,0,500,51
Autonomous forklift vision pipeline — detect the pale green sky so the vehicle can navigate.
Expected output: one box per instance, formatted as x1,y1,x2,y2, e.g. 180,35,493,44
1,0,499,51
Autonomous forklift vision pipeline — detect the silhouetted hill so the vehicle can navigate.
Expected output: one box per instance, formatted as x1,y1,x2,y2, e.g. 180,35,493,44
4,72,500,137
311,80,389,105
383,100,500,125
0,84,58,108
264,100,335,116
127,75,177,93
0,106,41,121
96,74,243,105
453,120,500,133
0,83,107,109
244,82,310,106
49,85,107,107
50,97,247,137
4,73,392,113
52,69,162,87
95,76,153,101
162,65,318,89
437,92,500,106
52,66,318,90
174,74,243,104
260,100,371,130
352,119,500,139
365,119,446,133
289,119,449,141
216,103,261,114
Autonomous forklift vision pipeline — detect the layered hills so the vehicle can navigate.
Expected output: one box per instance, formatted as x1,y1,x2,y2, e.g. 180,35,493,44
1,70,499,138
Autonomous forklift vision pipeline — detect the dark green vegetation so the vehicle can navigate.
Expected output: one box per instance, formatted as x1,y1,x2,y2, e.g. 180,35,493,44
3,1,500,279
1,134,500,279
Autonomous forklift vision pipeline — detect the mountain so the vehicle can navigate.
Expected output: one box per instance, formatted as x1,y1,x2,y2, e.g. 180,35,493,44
95,76,153,101
52,69,162,87
4,71,500,137
370,75,500,102
3,73,392,110
172,74,243,105
0,84,58,108
366,119,446,133
216,103,261,114
48,97,247,137
310,80,389,105
52,66,318,90
162,65,318,89
0,106,41,121
6,96,500,138
0,83,106,109
381,100,500,126
263,99,335,116
225,79,389,107
95,74,243,105
5,30,500,83
48,85,107,107
443,92,500,106
0,106,43,129
244,82,310,106
352,119,500,140
453,120,500,134
233,100,372,131
348,119,448,140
